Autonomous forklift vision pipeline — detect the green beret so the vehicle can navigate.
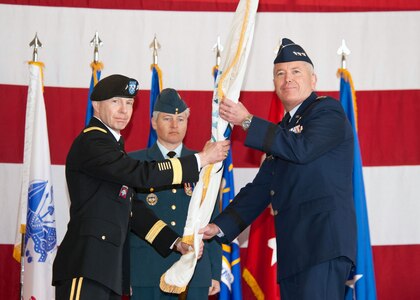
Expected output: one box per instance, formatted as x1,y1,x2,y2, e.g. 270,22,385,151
90,74,139,101
274,38,313,66
154,88,188,114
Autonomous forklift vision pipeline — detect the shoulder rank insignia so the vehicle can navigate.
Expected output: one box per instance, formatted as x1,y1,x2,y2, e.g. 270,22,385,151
83,126,107,134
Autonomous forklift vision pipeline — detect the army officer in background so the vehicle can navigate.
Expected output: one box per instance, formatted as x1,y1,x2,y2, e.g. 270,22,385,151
129,88,222,300
52,75,230,300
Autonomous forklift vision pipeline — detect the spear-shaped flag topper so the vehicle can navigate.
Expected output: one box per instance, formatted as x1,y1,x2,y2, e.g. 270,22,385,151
149,34,161,65
29,33,42,62
212,36,224,68
337,39,351,69
90,31,103,63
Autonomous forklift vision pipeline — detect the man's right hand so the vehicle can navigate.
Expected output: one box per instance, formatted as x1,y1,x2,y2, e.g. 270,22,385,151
198,140,230,167
199,223,221,240
175,239,204,259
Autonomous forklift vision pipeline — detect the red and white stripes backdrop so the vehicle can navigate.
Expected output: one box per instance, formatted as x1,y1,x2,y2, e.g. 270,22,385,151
1,1,420,299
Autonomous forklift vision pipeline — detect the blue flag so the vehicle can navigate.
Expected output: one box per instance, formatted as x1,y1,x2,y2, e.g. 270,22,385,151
147,64,162,147
216,66,242,300
85,62,102,126
339,69,377,300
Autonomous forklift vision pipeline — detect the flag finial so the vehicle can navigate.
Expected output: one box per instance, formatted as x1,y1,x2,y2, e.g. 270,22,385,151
149,34,161,65
90,31,103,63
29,33,42,62
212,36,223,67
337,39,351,69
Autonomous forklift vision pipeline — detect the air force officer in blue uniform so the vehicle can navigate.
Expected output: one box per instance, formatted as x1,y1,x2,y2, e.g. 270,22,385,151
129,88,222,300
201,39,357,300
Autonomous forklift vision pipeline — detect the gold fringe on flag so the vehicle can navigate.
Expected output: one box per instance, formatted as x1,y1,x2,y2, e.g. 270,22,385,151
217,0,251,100
151,63,163,92
12,224,26,262
160,274,187,294
29,61,45,92
212,65,219,77
90,61,104,85
337,68,358,131
242,268,265,300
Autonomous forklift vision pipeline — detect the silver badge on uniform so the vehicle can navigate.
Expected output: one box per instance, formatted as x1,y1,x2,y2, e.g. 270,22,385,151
146,193,158,205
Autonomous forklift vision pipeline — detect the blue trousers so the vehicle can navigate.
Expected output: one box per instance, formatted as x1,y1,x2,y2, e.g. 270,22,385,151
279,256,353,300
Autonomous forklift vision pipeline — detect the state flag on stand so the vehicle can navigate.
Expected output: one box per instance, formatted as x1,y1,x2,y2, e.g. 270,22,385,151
147,64,162,147
219,132,242,300
13,61,57,300
338,68,377,300
242,93,282,300
85,61,103,126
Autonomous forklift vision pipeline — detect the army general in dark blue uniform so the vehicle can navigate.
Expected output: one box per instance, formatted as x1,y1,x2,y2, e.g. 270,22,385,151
52,75,230,300
201,39,357,300
129,88,222,300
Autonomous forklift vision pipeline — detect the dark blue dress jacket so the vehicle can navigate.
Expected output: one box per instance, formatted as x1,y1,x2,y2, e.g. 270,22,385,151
214,92,357,281
129,143,222,290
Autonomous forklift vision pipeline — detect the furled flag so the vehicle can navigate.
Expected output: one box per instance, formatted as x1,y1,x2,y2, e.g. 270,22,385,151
85,61,103,126
338,68,377,300
216,66,243,300
242,93,281,300
160,0,259,293
147,63,163,147
13,61,57,300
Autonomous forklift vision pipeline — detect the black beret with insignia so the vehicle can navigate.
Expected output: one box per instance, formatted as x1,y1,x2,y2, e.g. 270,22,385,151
90,74,139,101
154,88,188,114
274,38,313,66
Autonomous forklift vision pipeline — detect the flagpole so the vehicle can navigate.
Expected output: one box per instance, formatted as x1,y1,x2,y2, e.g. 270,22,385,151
147,35,162,147
337,40,377,300
19,32,43,300
85,32,103,126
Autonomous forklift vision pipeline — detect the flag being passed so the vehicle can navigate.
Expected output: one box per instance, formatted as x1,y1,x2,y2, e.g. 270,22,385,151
159,0,259,293
13,61,57,300
338,67,377,300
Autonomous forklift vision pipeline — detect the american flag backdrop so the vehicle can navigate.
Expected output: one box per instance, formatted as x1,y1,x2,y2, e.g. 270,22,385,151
1,1,420,299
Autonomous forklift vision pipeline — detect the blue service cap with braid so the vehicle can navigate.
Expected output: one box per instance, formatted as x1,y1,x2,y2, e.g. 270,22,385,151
274,38,313,66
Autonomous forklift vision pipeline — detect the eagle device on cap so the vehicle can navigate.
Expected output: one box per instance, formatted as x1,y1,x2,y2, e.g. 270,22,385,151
90,74,139,101
154,88,188,114
274,38,313,66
